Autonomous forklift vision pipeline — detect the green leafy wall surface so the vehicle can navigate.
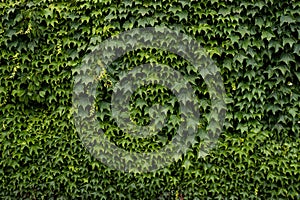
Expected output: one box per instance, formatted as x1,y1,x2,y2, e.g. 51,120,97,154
0,0,299,199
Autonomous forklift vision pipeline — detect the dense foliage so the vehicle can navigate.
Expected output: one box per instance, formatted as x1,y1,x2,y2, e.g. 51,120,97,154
0,0,299,199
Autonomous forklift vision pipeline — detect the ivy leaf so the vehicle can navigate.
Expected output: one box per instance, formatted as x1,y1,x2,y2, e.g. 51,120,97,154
138,7,149,16
282,37,295,48
269,40,282,52
175,10,188,22
280,15,296,26
288,108,297,118
254,1,264,10
218,8,231,16
261,30,275,41
237,26,250,38
182,159,192,170
294,72,300,82
0,86,6,94
293,44,300,55
5,29,17,39
280,53,294,65
134,99,147,110
42,8,53,18
255,17,264,29
39,90,46,98
168,5,181,15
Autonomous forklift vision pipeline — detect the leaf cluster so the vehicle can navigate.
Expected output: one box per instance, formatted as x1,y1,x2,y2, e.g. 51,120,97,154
0,0,299,199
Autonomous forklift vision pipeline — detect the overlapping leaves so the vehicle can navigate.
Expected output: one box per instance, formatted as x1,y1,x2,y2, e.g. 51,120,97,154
0,0,299,199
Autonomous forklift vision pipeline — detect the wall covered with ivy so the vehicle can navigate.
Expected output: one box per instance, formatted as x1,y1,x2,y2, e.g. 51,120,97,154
0,0,299,199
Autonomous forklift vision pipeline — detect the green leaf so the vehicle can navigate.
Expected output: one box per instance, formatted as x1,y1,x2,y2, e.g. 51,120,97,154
134,99,147,110
42,8,53,18
282,37,295,48
218,7,231,16
288,108,297,118
293,44,300,55
175,10,188,22
261,30,275,41
254,1,264,10
0,86,6,94
39,90,46,97
182,159,192,170
269,40,282,52
280,53,294,65
294,72,300,82
255,17,264,29
280,15,296,26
